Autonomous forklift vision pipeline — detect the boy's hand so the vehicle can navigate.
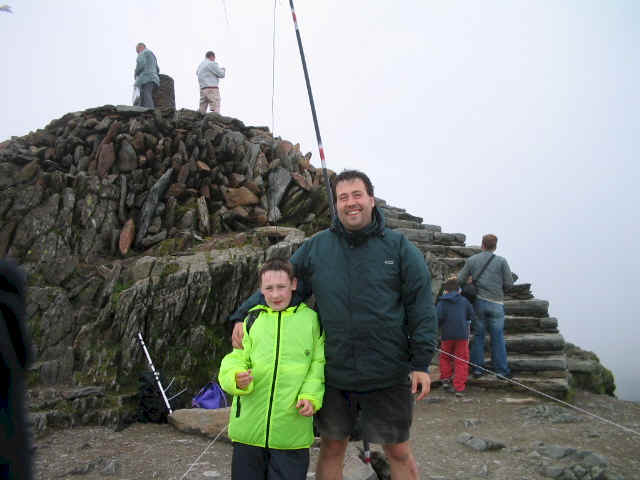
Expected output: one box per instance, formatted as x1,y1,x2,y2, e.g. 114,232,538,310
296,399,314,417
235,370,253,389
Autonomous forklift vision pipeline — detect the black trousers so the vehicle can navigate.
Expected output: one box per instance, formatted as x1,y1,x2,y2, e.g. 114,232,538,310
231,443,309,480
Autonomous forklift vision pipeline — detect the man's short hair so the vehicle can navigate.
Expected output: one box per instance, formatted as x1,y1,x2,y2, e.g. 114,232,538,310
482,234,498,251
259,257,295,284
137,42,146,49
443,277,459,292
205,51,215,59
332,169,374,198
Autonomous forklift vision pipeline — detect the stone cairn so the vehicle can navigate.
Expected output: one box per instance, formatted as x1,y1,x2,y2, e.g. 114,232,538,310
0,104,601,435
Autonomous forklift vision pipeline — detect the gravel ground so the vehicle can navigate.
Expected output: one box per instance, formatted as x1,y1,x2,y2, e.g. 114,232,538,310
33,388,640,479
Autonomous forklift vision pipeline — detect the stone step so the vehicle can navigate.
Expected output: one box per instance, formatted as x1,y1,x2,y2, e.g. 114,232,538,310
504,316,558,334
475,333,565,353
503,354,567,372
384,217,426,230
469,375,570,396
431,365,570,396
396,228,465,246
504,299,549,317
421,245,482,258
378,206,424,224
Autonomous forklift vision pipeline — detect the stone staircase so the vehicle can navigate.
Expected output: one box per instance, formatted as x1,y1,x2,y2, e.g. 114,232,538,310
377,199,570,398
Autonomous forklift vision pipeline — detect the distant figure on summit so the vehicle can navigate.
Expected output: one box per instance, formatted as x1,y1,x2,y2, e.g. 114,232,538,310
197,51,226,114
134,42,160,109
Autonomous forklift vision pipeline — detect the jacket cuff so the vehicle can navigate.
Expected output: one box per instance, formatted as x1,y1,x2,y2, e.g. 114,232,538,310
298,394,321,412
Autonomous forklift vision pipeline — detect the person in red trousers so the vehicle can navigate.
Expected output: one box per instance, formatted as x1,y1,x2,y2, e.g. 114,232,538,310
437,277,476,396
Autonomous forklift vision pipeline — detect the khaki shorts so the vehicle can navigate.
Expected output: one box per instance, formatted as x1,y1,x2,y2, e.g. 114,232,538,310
316,382,413,445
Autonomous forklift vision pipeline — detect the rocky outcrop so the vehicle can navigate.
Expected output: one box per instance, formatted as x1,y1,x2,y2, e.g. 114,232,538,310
0,105,615,436
565,343,616,396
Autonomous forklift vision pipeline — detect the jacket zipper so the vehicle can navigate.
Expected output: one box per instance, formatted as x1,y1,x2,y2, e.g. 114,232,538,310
264,311,282,448
235,396,241,417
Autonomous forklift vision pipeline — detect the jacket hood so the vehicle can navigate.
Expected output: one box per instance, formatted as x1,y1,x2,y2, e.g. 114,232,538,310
330,206,386,246
439,291,463,303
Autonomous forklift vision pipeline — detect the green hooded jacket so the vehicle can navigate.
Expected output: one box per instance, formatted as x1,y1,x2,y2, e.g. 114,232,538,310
219,302,325,450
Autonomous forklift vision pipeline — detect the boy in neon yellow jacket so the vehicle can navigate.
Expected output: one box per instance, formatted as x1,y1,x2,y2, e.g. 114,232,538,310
219,258,325,479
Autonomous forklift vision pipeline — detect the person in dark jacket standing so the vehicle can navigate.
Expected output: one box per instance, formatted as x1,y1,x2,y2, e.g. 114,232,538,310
134,43,160,108
458,234,513,379
437,277,476,396
229,170,437,480
0,260,33,480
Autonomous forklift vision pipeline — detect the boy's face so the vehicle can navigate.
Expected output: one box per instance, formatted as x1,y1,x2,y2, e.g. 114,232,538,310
260,270,297,311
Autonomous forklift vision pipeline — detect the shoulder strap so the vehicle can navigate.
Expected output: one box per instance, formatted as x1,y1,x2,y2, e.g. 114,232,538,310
245,309,264,333
474,254,495,284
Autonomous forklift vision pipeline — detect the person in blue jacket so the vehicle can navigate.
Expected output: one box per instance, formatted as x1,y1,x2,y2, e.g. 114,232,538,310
229,170,437,480
437,277,476,396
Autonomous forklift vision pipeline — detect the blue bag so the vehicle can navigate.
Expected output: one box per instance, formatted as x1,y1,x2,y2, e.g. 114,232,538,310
192,381,228,409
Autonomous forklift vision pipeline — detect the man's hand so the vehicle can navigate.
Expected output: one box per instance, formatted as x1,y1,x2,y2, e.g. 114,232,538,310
296,399,314,417
235,370,253,390
231,322,244,349
410,371,431,401
466,276,473,284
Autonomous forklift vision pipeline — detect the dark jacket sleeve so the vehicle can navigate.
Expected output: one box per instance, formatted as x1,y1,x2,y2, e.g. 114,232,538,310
400,237,437,372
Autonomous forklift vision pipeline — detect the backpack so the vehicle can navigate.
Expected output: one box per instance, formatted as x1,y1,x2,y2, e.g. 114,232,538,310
136,371,168,423
192,381,228,409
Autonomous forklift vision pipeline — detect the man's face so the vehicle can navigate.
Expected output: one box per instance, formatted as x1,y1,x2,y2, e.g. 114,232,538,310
260,270,297,311
136,45,144,54
336,178,375,232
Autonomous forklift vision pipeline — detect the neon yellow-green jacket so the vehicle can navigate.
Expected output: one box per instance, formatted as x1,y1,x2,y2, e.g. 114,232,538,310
218,302,325,449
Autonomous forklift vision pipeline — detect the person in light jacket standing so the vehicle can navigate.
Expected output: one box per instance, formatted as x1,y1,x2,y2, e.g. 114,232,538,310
197,51,226,114
134,43,160,108
458,234,514,380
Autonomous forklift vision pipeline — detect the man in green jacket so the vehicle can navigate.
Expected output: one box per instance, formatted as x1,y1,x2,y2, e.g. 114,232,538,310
230,170,437,480
220,258,325,479
134,43,160,108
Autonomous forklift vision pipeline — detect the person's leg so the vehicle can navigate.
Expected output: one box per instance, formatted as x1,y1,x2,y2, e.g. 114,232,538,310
470,300,487,375
231,443,268,480
382,441,419,480
439,339,454,382
315,386,355,480
268,448,309,480
198,89,208,113
316,438,349,480
141,82,155,108
209,88,221,113
360,382,416,479
486,303,510,376
453,339,470,392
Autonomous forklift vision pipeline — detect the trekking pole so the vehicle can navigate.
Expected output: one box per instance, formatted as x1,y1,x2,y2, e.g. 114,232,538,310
137,332,173,414
287,0,337,222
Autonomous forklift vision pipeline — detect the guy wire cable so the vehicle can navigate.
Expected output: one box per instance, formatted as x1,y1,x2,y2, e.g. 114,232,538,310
179,423,229,480
272,0,277,136
435,347,640,437
288,0,337,222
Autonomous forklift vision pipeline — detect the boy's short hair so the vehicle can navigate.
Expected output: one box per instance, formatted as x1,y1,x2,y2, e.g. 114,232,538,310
482,234,498,251
443,277,459,292
259,258,295,283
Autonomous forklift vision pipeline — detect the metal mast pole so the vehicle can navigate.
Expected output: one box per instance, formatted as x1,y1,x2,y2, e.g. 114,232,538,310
288,0,336,221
